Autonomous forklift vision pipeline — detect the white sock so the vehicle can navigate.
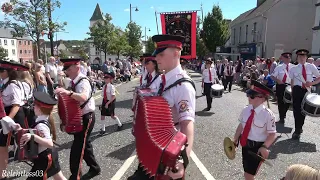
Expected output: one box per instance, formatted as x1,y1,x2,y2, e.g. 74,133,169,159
101,124,105,131
114,117,122,126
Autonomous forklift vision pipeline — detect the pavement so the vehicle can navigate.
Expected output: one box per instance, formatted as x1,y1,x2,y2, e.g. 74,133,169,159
5,71,320,180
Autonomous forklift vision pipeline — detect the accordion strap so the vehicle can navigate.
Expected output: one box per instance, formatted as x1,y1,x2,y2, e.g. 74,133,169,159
163,77,196,93
181,145,189,169
72,77,93,109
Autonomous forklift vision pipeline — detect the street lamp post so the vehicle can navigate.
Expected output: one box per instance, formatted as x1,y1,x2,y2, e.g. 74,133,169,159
130,3,139,22
145,27,150,52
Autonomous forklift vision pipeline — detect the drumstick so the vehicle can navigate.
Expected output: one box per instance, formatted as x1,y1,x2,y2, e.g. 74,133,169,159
115,88,120,95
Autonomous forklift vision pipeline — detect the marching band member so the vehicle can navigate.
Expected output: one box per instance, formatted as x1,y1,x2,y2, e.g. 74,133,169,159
202,58,219,111
19,91,66,180
139,54,151,86
128,34,196,180
55,58,101,180
233,80,277,180
142,56,160,88
224,61,235,92
289,49,320,140
100,72,122,135
271,52,294,124
0,60,28,180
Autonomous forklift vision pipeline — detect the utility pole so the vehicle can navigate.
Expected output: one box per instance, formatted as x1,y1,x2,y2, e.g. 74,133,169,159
47,0,54,56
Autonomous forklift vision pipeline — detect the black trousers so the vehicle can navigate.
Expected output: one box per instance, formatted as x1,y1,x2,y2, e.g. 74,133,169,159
128,163,183,180
204,82,212,108
69,112,100,180
46,77,54,97
276,84,290,120
224,76,234,92
292,86,308,134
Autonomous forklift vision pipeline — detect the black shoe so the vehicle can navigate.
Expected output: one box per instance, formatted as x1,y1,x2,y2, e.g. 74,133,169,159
8,150,14,158
203,107,211,111
99,128,106,135
292,132,301,140
117,125,123,131
80,170,101,180
278,119,285,124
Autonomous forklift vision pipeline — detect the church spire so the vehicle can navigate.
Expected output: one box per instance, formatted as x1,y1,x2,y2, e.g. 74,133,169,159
90,3,103,21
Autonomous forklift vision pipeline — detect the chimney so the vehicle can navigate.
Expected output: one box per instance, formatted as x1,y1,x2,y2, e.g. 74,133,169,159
257,0,266,7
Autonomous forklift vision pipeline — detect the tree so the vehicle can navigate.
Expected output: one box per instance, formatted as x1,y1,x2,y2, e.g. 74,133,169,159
125,22,142,58
196,16,208,59
0,47,8,60
88,13,115,61
58,50,67,58
145,37,155,54
202,5,229,53
0,0,67,59
79,49,88,60
109,27,129,59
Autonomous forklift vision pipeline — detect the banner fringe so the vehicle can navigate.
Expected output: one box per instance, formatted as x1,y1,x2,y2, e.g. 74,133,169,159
159,10,199,15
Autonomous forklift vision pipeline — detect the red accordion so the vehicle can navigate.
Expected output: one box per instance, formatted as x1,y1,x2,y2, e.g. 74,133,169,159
0,95,6,118
133,88,188,179
57,93,83,134
14,128,39,161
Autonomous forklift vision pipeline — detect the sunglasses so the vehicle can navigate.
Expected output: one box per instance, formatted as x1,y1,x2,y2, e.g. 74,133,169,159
247,93,264,99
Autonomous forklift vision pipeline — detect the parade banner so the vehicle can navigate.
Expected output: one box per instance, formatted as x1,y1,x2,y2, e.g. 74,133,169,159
160,11,197,59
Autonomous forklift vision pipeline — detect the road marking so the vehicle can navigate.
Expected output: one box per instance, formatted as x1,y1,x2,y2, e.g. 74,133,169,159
111,155,137,180
190,151,216,180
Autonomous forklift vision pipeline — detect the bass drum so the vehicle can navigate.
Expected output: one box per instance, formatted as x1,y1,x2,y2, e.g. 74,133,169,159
301,93,320,117
210,84,224,98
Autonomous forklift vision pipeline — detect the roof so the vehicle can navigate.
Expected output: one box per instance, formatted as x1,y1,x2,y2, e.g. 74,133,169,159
0,28,32,40
90,3,103,21
230,0,282,27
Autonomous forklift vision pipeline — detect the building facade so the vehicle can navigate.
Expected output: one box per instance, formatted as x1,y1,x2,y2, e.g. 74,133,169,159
230,0,317,61
0,28,18,61
17,38,34,62
312,0,320,57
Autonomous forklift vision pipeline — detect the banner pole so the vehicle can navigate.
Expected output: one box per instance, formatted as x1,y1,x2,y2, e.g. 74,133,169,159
155,10,159,34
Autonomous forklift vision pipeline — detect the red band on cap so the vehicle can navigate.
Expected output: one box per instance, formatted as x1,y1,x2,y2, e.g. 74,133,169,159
0,64,13,69
157,40,182,49
104,74,113,79
34,100,54,109
63,61,80,66
251,86,270,95
145,57,155,61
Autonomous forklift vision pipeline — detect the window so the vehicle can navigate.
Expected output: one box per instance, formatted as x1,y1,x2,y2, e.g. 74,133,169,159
239,27,242,43
24,50,27,54
20,50,22,54
12,49,15,55
0,39,1,45
233,28,236,45
4,40,7,45
28,41,31,45
19,41,22,45
245,25,248,42
28,50,31,54
11,40,14,46
24,41,26,45
4,49,8,54
253,22,257,42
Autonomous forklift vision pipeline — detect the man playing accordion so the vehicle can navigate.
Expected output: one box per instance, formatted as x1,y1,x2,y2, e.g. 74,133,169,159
55,58,101,180
128,35,195,180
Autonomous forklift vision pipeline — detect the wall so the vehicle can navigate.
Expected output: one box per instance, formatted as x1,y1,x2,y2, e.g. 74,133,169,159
17,39,33,62
266,0,316,58
0,38,18,61
312,2,320,54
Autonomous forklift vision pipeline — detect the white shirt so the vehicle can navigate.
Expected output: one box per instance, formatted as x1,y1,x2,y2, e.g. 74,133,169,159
57,65,64,81
202,68,217,83
201,63,214,72
45,63,57,82
238,104,276,142
142,70,158,87
149,65,196,129
34,115,52,153
101,83,115,101
140,66,148,86
224,65,235,76
21,81,32,100
80,65,88,76
71,73,95,115
1,78,24,107
289,63,320,86
271,63,294,84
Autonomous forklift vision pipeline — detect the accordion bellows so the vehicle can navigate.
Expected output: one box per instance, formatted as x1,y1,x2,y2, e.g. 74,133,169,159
134,89,188,179
57,93,83,134
14,129,39,161
0,96,6,118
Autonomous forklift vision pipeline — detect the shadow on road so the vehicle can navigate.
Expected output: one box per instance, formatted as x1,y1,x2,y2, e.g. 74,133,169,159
276,123,293,134
196,95,203,99
196,111,215,116
269,138,317,159
116,99,133,109
106,141,136,160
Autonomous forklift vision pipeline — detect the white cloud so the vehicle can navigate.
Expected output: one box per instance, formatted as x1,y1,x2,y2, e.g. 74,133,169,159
124,8,129,12
150,6,154,9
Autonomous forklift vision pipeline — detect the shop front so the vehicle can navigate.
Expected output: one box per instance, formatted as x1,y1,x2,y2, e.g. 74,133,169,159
238,43,257,61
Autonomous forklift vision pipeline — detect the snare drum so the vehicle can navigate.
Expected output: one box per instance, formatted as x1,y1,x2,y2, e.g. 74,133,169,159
210,84,224,98
301,93,320,117
283,86,292,104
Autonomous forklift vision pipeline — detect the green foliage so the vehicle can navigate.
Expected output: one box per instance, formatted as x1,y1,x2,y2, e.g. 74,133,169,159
88,13,115,60
145,37,155,54
0,0,67,59
109,27,129,59
125,22,143,58
202,5,229,53
79,49,88,60
58,50,67,58
196,16,208,59
0,47,8,60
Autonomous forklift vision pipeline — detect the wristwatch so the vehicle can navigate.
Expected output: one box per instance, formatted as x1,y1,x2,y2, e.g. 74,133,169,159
261,144,268,149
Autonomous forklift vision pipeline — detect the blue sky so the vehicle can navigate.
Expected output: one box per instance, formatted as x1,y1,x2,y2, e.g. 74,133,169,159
1,0,257,40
